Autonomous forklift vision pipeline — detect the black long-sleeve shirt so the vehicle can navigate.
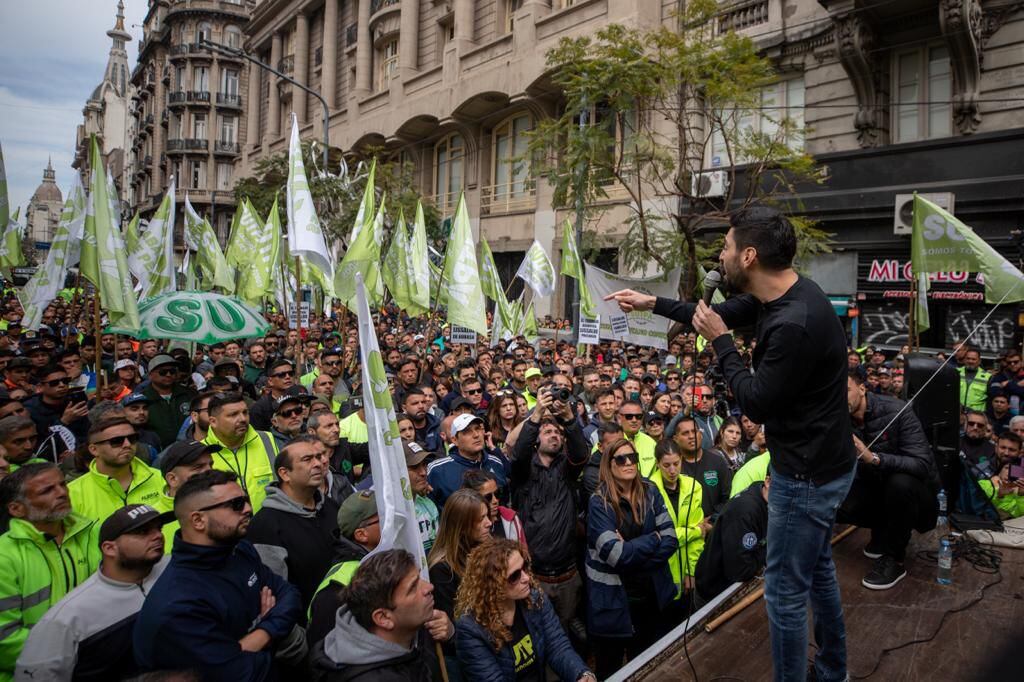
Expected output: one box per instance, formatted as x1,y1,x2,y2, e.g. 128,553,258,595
654,275,855,483
695,482,768,601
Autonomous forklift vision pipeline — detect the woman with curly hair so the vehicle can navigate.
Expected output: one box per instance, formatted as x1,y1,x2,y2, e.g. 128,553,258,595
428,489,493,676
455,539,594,682
486,391,521,452
586,438,678,678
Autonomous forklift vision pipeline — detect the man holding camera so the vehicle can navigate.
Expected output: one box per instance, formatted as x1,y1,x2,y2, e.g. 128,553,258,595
509,383,590,630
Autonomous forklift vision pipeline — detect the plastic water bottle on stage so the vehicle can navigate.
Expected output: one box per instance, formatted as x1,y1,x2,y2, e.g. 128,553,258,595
936,489,948,536
937,539,953,585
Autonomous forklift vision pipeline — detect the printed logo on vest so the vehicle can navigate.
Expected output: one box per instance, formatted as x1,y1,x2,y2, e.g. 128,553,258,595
742,532,757,550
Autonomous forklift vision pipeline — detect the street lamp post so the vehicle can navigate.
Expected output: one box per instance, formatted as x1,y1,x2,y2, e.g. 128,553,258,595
199,39,330,171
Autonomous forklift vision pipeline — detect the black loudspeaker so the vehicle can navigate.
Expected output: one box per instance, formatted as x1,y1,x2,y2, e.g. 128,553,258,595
902,353,961,505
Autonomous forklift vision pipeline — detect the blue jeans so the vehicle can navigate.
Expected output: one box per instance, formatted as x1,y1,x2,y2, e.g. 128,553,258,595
765,465,855,682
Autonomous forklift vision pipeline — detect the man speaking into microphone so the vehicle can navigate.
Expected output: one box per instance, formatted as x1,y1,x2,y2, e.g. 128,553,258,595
607,207,856,682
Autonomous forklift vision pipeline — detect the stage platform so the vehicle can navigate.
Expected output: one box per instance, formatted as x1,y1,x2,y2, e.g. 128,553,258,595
617,527,1023,681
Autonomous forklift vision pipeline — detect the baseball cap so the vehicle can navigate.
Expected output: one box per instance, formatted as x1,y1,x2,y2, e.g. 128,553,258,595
7,357,31,370
404,440,429,467
148,354,178,372
99,504,175,544
449,396,474,413
645,410,665,425
337,490,379,538
160,440,220,475
114,359,137,371
524,367,542,380
274,394,311,414
214,358,240,372
450,413,484,437
414,334,425,341
122,392,150,407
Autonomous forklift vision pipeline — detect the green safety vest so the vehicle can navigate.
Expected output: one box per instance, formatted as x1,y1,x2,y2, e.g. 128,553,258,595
957,367,991,412
649,470,704,598
203,426,279,512
307,560,360,619
67,458,165,525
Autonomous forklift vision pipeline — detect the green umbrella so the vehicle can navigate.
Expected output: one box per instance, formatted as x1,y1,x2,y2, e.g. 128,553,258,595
106,290,270,344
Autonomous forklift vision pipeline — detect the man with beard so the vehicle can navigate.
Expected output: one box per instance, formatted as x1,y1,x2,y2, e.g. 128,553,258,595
401,387,442,454
68,417,164,523
133,470,302,680
203,392,279,513
393,356,421,407
608,207,856,682
248,439,343,611
250,359,303,432
23,364,90,445
243,341,269,386
0,463,102,675
142,355,195,450
15,504,172,681
840,372,938,590
270,395,311,450
300,347,345,392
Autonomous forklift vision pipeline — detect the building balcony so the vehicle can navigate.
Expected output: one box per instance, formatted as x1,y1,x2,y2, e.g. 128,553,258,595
187,90,211,104
169,43,194,58
370,0,400,16
168,91,188,106
278,55,295,75
167,139,186,152
480,180,537,216
215,92,242,108
425,190,461,217
185,138,209,151
214,140,240,155
369,0,401,35
162,66,171,84
144,155,153,167
139,87,151,100
144,113,155,130
161,109,169,125
717,0,770,34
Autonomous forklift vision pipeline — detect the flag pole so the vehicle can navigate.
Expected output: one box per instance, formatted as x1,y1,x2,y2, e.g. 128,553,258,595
295,256,304,377
93,293,104,389
907,274,917,352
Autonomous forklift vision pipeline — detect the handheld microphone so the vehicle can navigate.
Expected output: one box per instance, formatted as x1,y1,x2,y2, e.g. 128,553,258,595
702,268,723,306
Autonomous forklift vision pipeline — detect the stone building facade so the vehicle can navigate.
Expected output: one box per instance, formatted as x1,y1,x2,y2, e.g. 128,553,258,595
125,0,255,241
239,0,1024,338
26,159,63,246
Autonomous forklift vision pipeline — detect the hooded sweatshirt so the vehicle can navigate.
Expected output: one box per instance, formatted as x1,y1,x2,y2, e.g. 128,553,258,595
247,484,342,612
312,605,434,682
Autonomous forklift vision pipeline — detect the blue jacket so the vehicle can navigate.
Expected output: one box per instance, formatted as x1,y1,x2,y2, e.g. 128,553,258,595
133,535,302,681
426,447,509,507
414,410,443,454
456,589,590,682
585,481,678,638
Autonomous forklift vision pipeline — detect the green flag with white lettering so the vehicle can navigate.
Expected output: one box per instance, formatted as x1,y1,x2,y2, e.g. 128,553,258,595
382,209,412,311
442,193,486,335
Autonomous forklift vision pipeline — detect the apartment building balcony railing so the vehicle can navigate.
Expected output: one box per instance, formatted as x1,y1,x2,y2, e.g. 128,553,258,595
216,92,242,107
166,139,186,151
187,90,211,103
168,91,188,105
144,155,153,167
214,140,240,155
480,180,537,215
184,138,209,151
161,109,169,125
144,113,155,129
278,55,295,74
426,190,461,216
717,0,770,34
370,0,400,15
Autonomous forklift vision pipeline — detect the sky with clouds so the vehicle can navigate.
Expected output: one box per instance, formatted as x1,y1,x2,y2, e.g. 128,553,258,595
0,0,146,219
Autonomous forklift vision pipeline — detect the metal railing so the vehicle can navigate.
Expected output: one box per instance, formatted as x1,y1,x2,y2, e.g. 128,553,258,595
426,191,462,216
216,92,242,106
370,0,400,14
184,138,209,150
144,113,154,128
144,155,153,166
187,90,211,103
168,91,188,104
166,139,186,151
480,179,537,215
214,140,240,154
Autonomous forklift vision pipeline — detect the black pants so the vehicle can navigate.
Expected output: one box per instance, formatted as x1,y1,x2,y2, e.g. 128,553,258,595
592,599,669,679
837,471,937,561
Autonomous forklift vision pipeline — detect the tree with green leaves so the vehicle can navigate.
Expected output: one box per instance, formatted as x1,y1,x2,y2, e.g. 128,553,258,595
528,0,831,302
233,142,444,253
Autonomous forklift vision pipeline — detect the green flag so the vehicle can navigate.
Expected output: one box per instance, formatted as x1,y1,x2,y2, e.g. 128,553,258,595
350,160,376,242
911,194,1024,332
81,136,139,329
407,202,430,316
124,211,140,254
559,221,596,318
224,198,246,266
0,142,9,235
516,240,557,298
0,207,25,273
521,301,538,343
184,198,235,295
134,178,177,299
382,209,412,311
336,194,384,309
442,194,487,335
235,199,279,304
479,237,502,302
429,258,446,309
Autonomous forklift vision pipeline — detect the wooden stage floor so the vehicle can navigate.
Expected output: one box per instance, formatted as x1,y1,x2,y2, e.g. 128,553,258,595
630,527,1023,681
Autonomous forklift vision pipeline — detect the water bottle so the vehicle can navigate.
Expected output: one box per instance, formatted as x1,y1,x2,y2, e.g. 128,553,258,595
936,489,948,536
937,538,953,585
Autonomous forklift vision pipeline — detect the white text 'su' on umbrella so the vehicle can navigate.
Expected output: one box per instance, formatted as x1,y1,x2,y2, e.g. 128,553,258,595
105,290,270,345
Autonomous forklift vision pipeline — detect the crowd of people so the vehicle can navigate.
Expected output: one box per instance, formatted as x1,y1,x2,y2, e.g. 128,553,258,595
0,282,1016,682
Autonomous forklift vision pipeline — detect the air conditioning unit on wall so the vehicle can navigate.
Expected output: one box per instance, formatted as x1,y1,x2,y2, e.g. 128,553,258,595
691,170,728,198
894,192,955,235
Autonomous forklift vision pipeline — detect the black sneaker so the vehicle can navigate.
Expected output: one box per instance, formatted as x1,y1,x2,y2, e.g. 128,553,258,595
862,555,907,590
863,541,883,559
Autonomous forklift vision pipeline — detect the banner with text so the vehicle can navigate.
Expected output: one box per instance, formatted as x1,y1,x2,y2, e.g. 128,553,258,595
584,264,681,350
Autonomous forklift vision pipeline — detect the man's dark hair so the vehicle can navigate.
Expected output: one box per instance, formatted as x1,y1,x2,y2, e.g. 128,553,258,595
597,422,624,439
208,343,226,352
729,206,797,271
206,377,235,392
190,390,215,413
207,391,247,417
618,399,644,413
320,346,342,360
344,549,418,631
462,468,496,490
398,356,419,372
997,431,1022,448
88,415,134,442
401,387,425,405
848,370,865,386
0,462,60,509
37,364,66,380
274,435,321,473
512,359,529,372
55,349,80,363
174,470,238,512
268,359,293,375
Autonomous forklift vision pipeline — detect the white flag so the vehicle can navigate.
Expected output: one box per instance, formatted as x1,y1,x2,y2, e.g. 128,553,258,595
354,273,428,576
133,176,177,298
515,239,557,297
286,113,333,279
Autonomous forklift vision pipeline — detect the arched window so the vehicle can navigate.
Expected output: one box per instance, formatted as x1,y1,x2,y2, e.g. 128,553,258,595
488,114,532,212
196,22,213,44
434,133,464,214
225,25,242,49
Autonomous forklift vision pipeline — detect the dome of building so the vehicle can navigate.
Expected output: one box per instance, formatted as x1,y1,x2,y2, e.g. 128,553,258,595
30,158,63,204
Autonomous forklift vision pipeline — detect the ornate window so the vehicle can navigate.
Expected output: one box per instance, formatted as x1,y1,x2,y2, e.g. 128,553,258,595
893,46,951,142
433,133,464,213
377,38,399,90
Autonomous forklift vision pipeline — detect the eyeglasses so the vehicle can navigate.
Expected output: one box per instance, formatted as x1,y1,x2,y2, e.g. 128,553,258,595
700,394,713,400
269,371,292,379
322,360,342,367
277,406,305,419
197,494,251,513
93,433,140,447
966,421,987,428
465,388,483,395
154,367,178,377
620,413,643,421
481,492,496,503
506,560,532,585
612,452,639,466
42,377,71,387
